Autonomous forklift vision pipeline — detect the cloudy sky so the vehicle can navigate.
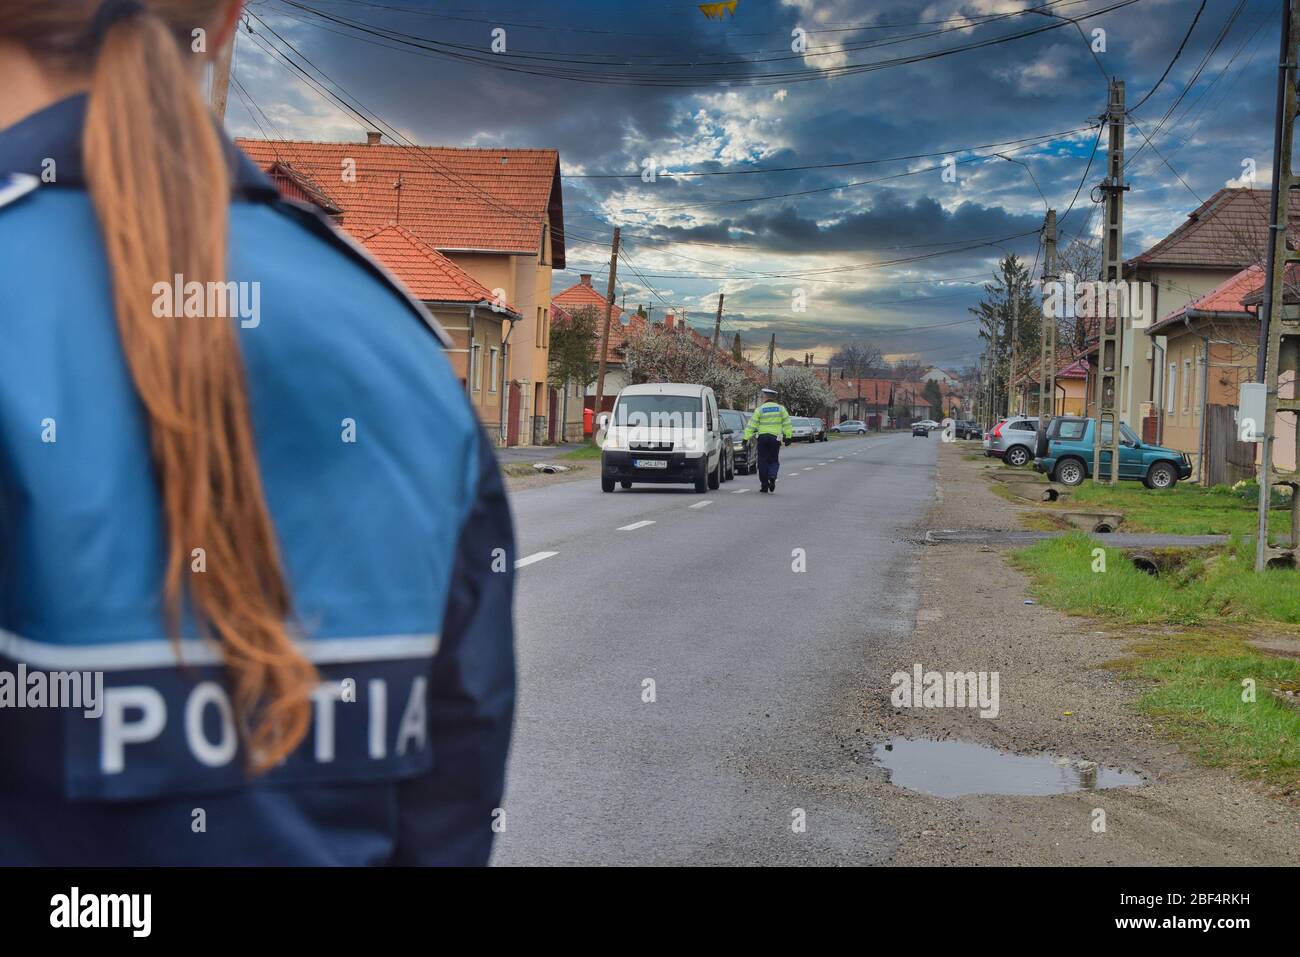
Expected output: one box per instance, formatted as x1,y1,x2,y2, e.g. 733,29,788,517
230,0,1281,369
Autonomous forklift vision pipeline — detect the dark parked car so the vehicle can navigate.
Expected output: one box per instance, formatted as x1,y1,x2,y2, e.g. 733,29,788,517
1035,417,1192,488
955,419,981,440
720,409,756,475
912,423,929,437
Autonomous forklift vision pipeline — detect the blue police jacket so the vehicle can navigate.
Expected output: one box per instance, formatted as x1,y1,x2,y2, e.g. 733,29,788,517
0,96,516,865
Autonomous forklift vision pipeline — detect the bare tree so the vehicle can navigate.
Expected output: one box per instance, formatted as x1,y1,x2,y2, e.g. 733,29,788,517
830,341,883,378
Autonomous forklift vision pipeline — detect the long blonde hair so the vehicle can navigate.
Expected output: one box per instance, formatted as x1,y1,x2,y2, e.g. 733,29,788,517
1,1,316,771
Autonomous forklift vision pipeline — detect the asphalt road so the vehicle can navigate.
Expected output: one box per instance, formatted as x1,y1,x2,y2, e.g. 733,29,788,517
491,432,938,865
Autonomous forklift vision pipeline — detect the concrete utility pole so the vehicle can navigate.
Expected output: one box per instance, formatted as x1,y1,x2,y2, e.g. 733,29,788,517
1093,78,1128,485
1254,0,1300,571
1007,275,1020,418
766,334,776,386
712,292,725,351
1039,209,1058,427
592,227,621,419
210,31,235,123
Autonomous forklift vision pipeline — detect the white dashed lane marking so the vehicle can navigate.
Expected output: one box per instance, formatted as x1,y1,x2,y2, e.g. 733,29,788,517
515,551,557,568
689,501,713,509
618,520,655,531
731,488,750,494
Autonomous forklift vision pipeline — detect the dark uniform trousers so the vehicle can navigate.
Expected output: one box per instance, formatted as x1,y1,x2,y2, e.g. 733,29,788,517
757,434,782,482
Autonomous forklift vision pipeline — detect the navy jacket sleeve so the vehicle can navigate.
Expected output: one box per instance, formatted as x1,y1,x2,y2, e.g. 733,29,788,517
393,427,516,865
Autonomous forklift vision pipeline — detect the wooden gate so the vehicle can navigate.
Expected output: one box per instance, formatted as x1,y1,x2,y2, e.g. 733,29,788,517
1204,404,1254,487
548,387,559,443
507,381,521,446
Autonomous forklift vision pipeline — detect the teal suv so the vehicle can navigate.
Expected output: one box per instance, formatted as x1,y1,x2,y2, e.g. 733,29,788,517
1034,417,1192,489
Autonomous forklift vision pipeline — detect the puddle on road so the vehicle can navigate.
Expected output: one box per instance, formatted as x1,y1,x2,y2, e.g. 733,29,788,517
873,737,1144,798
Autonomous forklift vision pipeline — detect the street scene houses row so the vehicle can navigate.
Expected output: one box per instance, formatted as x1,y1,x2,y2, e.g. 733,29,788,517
1012,186,1300,486
239,132,979,445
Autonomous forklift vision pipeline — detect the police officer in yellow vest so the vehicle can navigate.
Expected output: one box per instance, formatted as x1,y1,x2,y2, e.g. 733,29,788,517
744,387,793,493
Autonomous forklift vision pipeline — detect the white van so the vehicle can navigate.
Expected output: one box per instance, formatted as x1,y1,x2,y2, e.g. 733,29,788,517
599,383,724,493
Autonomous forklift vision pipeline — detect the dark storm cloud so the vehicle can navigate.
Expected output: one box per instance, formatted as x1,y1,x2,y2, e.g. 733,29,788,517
232,0,1281,366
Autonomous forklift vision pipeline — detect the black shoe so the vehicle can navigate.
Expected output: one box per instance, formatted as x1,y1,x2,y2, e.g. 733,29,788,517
759,485,768,493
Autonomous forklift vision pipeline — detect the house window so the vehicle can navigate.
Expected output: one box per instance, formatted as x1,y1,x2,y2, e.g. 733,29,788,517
540,224,550,266
471,343,481,391
489,348,499,392
1166,361,1176,413
1182,358,1193,413
536,307,549,348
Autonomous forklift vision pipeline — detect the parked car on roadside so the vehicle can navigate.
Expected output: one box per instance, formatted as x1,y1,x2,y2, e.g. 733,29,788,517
955,419,982,440
912,422,929,437
913,419,940,431
1035,417,1192,488
720,408,756,475
790,417,816,442
983,416,1039,467
600,383,725,493
831,419,867,434
810,417,828,441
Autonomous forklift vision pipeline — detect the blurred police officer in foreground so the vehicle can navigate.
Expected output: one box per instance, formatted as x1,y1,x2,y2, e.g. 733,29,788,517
0,0,515,864
743,387,793,493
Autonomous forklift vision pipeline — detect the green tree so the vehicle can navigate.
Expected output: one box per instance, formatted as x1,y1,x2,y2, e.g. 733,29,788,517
731,331,743,362
969,253,1040,416
548,305,600,392
923,379,943,419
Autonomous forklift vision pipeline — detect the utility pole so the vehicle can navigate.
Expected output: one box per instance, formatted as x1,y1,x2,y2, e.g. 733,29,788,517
1039,209,1058,427
592,228,621,419
766,334,776,386
1007,277,1020,418
712,292,725,351
1093,78,1127,485
210,31,235,123
1255,0,1300,571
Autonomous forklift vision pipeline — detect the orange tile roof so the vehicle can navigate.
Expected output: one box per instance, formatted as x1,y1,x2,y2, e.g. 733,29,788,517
1128,188,1300,271
236,138,565,267
358,223,520,316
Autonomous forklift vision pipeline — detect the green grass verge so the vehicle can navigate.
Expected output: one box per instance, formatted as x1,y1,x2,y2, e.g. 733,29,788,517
559,442,603,461
1009,532,1300,627
1061,480,1289,538
1011,532,1300,793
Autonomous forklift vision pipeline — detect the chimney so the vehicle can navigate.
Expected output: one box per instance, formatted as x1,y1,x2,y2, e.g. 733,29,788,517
366,131,382,146
665,313,675,330
580,274,592,286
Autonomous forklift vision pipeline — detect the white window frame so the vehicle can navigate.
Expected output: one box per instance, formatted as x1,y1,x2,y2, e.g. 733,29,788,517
1166,361,1176,413
488,347,499,392
470,342,482,392
1182,358,1193,413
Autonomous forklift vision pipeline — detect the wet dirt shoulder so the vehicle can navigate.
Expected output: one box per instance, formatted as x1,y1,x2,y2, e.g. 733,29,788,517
864,440,1300,866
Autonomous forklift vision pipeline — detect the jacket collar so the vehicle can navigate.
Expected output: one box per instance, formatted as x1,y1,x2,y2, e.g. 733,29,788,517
0,93,280,202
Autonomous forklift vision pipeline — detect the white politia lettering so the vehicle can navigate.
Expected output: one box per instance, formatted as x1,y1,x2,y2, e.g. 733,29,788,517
183,681,237,767
395,676,427,755
368,678,387,759
310,682,347,762
101,687,166,773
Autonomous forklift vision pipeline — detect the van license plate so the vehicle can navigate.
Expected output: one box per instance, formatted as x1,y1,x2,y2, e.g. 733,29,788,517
634,459,667,469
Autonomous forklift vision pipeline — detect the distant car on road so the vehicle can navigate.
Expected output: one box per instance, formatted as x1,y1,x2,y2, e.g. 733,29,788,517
1035,416,1192,488
983,416,1039,467
912,422,930,437
913,419,940,431
720,409,756,475
831,419,867,434
600,383,725,493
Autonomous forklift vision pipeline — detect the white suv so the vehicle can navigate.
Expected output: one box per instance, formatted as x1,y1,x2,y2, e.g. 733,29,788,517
599,383,725,493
